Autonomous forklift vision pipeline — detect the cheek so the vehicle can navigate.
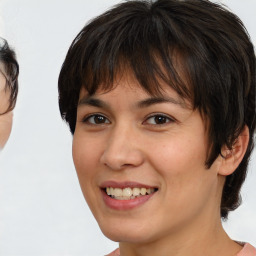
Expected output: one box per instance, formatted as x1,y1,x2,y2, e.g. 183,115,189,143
148,135,217,208
157,147,205,196
72,134,101,177
72,134,103,211
151,135,206,177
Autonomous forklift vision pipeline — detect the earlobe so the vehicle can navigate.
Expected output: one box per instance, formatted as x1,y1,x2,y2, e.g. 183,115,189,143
218,126,249,176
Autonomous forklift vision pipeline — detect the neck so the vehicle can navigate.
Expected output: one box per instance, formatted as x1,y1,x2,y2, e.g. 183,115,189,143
119,214,242,256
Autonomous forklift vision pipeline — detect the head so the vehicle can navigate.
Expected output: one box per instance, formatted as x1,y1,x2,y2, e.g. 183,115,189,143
58,0,255,240
0,38,19,149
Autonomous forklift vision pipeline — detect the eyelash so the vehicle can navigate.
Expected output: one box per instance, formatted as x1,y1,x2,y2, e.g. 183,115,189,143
82,113,110,125
144,113,174,126
82,113,175,126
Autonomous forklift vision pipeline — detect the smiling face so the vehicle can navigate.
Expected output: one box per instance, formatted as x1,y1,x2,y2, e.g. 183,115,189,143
0,69,13,149
72,73,224,244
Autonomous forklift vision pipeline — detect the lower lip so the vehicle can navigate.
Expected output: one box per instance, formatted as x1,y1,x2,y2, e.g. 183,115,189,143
101,190,155,210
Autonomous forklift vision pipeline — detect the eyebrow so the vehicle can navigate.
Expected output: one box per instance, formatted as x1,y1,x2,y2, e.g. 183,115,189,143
136,97,187,109
78,97,109,109
78,95,188,109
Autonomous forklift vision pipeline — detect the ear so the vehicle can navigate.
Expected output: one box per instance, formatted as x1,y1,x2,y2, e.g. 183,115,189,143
218,126,249,176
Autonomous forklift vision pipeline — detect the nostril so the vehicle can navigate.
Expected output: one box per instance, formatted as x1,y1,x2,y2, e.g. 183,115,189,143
100,149,144,171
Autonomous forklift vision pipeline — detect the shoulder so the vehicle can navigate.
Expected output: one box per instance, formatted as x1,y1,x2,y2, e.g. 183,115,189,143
237,243,256,256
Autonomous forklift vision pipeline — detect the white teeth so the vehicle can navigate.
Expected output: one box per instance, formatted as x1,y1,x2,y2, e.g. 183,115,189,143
105,187,156,199
115,196,130,200
123,188,132,197
133,188,140,196
141,188,146,195
115,188,123,197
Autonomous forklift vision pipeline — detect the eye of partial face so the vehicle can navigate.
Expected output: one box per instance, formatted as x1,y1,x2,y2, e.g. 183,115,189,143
84,114,110,125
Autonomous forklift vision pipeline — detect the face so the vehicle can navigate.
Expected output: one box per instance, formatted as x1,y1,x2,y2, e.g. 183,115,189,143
73,73,223,244
0,69,13,149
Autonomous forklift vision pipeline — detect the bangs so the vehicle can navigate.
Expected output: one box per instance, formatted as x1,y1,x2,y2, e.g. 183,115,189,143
75,6,193,100
81,48,192,100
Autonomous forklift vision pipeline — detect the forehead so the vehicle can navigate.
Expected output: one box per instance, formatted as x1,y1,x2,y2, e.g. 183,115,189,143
78,47,194,104
78,71,192,110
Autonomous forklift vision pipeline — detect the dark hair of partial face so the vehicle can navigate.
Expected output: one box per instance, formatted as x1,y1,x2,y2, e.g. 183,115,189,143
0,38,19,114
58,0,256,219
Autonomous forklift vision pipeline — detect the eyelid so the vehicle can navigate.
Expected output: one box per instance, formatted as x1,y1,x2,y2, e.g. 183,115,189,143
82,113,111,124
143,113,176,125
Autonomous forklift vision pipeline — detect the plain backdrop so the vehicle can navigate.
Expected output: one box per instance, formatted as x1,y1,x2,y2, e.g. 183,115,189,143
0,0,255,255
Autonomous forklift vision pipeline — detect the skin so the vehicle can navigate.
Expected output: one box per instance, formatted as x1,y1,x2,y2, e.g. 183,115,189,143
73,72,247,256
0,69,12,149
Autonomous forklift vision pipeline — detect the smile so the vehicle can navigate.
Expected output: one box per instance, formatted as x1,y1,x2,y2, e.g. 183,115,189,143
100,182,158,210
105,187,156,200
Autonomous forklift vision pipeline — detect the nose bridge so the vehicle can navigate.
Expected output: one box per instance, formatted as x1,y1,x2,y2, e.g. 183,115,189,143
100,122,143,170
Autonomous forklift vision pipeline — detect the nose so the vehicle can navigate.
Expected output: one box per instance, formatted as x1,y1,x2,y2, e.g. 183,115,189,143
100,125,144,171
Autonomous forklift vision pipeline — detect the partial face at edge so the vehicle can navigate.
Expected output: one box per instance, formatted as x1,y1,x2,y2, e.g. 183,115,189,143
0,69,13,149
72,73,224,244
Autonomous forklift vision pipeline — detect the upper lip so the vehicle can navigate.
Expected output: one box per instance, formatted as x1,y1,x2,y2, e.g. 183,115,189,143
100,180,158,189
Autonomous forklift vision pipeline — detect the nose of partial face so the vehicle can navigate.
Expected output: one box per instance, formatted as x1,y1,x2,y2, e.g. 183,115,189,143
99,128,144,171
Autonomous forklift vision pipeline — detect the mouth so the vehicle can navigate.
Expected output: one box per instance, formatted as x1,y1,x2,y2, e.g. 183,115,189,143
105,187,157,200
100,181,158,210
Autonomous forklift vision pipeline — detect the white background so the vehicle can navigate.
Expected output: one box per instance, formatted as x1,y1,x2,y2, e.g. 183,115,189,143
0,0,255,255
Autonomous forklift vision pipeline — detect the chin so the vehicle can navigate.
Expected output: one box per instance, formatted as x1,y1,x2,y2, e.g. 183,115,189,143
102,229,151,243
98,217,157,243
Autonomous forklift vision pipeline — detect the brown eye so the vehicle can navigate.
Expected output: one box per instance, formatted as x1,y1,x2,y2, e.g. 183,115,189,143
154,116,167,124
145,114,173,125
84,114,110,124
